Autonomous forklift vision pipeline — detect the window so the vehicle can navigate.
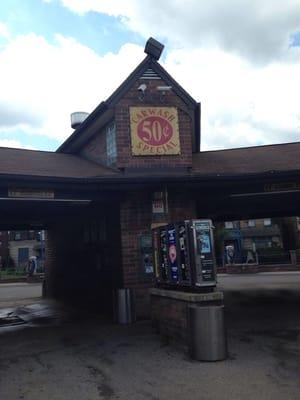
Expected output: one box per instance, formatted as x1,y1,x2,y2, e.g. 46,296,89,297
248,220,256,227
253,237,273,249
106,122,117,166
15,232,21,240
18,247,29,268
225,221,233,229
264,218,271,226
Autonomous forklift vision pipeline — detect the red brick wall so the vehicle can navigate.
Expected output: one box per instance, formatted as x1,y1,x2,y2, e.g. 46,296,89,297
78,77,194,170
115,78,193,170
120,191,197,287
120,190,197,317
79,126,108,166
151,292,224,347
168,192,197,221
151,294,188,344
119,191,152,317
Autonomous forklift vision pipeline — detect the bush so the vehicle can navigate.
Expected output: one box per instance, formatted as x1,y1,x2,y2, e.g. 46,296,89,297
2,256,15,270
0,268,27,279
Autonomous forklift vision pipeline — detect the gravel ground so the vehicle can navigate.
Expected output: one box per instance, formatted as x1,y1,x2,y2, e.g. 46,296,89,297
0,275,299,400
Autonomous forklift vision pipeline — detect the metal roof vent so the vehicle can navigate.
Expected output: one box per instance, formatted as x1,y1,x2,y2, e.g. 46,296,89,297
140,68,160,80
70,112,89,129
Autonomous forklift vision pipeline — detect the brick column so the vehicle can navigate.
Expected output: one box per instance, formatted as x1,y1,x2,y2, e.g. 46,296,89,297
120,191,152,318
120,190,197,318
44,221,82,299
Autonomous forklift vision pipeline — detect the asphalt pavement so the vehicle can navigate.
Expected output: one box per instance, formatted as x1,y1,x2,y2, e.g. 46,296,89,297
0,273,299,400
0,282,42,307
217,270,300,290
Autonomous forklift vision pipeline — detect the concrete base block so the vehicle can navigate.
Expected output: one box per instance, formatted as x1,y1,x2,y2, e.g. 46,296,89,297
150,288,224,350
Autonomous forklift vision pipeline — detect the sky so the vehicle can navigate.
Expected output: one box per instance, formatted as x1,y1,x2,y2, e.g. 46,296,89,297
0,0,300,151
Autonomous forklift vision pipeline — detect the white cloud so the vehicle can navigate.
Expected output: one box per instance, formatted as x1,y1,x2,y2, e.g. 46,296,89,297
0,32,144,142
55,0,300,64
0,22,10,39
0,3,300,150
164,47,300,149
55,0,133,17
0,139,36,150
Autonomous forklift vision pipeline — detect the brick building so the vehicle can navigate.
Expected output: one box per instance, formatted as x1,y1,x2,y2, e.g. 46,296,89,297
219,217,300,266
0,38,299,317
222,218,282,256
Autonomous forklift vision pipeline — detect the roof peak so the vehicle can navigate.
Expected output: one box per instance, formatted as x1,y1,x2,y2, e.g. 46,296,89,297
57,44,199,153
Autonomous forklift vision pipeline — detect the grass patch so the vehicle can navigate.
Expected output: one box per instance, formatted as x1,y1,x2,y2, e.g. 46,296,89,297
0,269,26,280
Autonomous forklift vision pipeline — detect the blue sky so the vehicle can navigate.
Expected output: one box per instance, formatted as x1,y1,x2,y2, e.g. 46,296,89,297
0,0,142,55
0,0,144,151
0,0,300,151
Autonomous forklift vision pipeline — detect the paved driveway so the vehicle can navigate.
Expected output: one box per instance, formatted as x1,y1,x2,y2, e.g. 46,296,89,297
0,282,42,307
217,270,300,291
0,273,299,399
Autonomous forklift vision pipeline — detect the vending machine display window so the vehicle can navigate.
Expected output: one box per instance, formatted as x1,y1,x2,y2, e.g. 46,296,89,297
177,222,191,285
166,224,179,283
193,220,215,285
159,228,169,282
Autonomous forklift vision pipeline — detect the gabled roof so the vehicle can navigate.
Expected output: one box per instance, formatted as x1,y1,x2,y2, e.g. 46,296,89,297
57,55,200,153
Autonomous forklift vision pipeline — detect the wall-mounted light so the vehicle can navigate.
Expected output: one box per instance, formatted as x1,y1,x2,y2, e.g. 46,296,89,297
157,86,172,102
138,83,147,101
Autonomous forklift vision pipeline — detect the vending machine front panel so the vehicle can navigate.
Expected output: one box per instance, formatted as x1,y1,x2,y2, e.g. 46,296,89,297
191,220,216,287
138,233,154,281
166,224,179,283
159,227,169,283
177,221,192,286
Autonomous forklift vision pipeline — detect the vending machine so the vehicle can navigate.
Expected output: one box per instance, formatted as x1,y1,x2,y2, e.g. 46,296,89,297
176,221,192,286
138,233,154,281
152,223,182,286
152,219,216,290
187,219,216,288
152,225,169,284
166,223,180,284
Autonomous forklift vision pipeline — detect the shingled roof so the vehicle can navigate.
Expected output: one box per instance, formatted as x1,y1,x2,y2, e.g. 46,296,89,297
0,147,117,179
192,142,300,176
0,141,299,182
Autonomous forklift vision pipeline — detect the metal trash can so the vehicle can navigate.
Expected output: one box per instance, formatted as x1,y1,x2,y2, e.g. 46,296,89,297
113,288,136,324
188,305,227,361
